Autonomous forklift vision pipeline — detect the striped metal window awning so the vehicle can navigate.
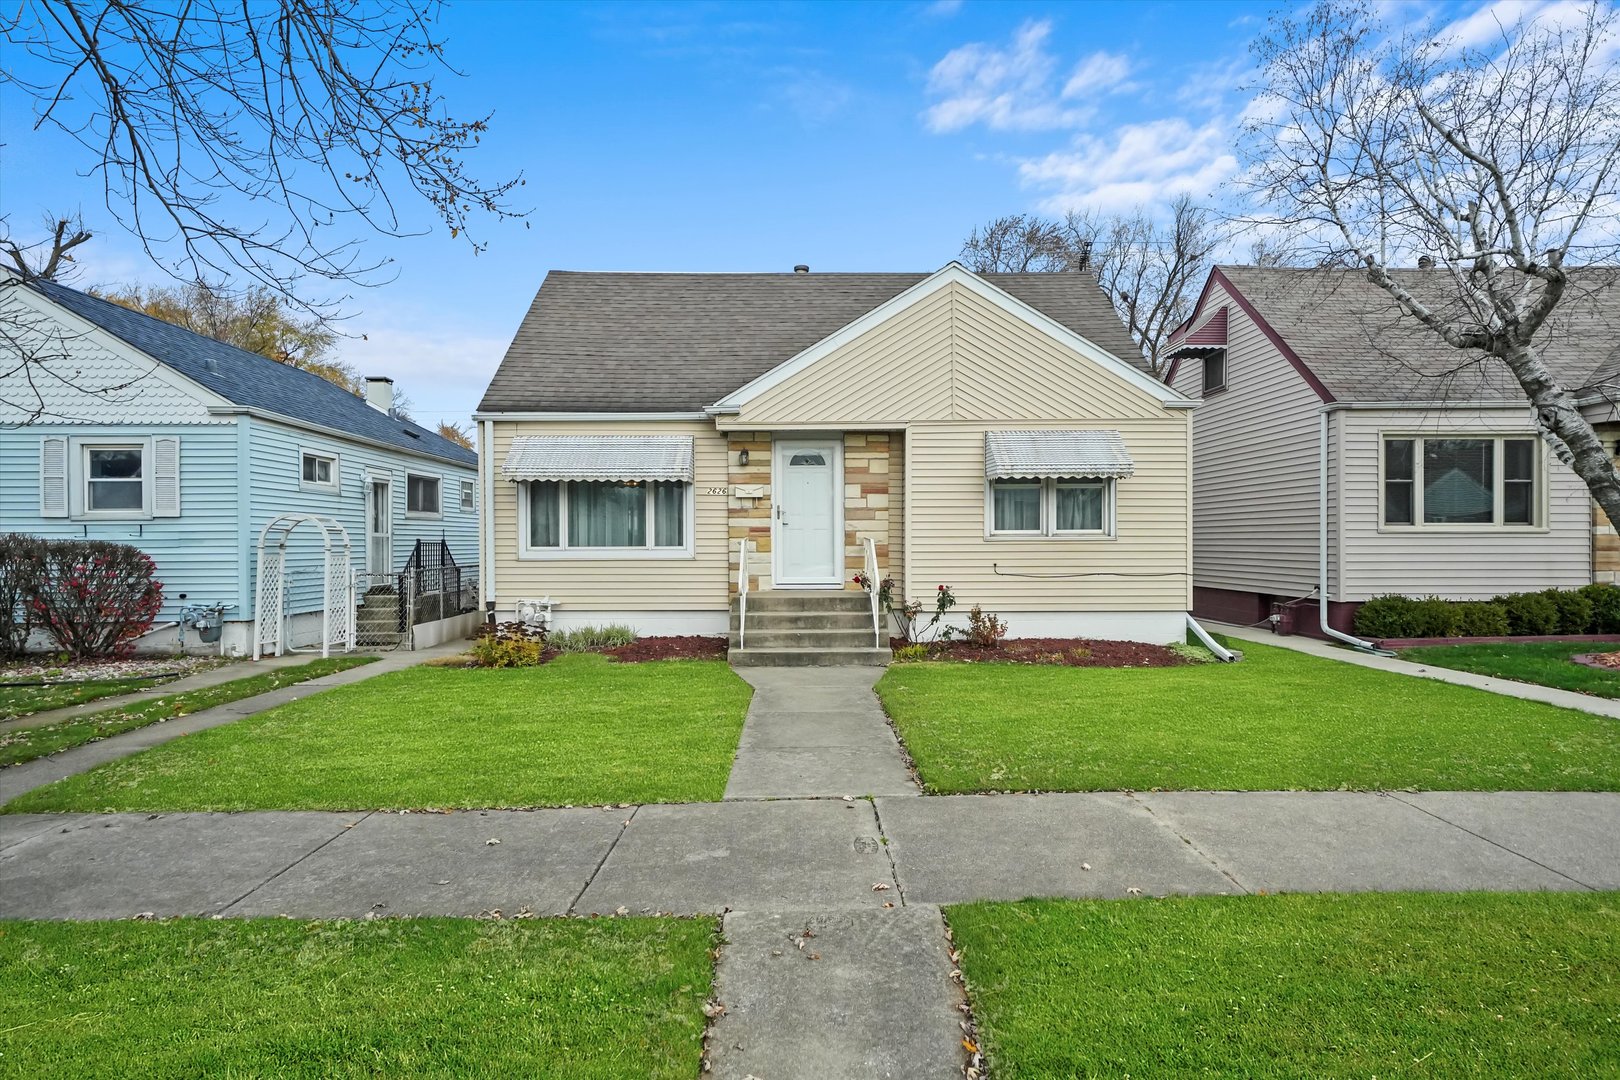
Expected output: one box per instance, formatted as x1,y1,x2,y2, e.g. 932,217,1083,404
501,435,695,482
984,430,1135,480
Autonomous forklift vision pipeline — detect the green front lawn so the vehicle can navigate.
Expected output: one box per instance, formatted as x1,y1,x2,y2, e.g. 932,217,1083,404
0,916,716,1079
878,639,1620,792
2,675,177,719
1402,640,1620,699
0,656,376,768
5,655,752,812
950,892,1620,1078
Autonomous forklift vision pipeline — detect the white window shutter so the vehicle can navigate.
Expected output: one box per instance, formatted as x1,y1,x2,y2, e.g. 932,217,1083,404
40,436,68,518
153,436,181,517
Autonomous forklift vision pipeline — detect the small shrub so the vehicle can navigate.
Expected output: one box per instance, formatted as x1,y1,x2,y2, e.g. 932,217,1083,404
1069,645,1092,660
548,624,639,653
965,605,1008,648
1354,595,1419,638
1450,602,1510,638
1579,583,1620,633
1406,597,1458,638
892,643,930,662
1496,592,1560,636
1541,588,1594,634
30,540,163,659
470,621,548,667
0,533,48,658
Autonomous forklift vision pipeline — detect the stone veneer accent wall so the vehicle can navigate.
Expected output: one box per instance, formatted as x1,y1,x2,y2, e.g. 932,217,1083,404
725,431,900,595
1595,426,1620,584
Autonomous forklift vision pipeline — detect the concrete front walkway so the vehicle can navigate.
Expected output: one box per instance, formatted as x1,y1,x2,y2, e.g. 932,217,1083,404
0,643,469,802
725,667,917,799
1213,621,1620,719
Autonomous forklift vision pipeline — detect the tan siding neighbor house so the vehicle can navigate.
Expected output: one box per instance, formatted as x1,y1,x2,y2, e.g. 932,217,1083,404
1166,266,1620,639
477,263,1198,659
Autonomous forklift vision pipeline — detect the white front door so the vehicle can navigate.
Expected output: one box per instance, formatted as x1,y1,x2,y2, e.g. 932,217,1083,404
367,477,392,573
774,438,841,586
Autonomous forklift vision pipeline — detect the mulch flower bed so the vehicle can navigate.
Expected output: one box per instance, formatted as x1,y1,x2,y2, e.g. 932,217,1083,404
601,636,729,663
894,637,1189,668
1571,650,1620,671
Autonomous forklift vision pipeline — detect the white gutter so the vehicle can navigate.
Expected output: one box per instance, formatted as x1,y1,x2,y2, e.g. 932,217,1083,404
1318,409,1393,654
471,410,710,421
207,406,476,469
481,418,496,613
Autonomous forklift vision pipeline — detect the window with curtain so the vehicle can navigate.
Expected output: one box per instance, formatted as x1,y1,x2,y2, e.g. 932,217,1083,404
990,477,1112,536
524,480,689,553
1381,436,1537,527
407,473,441,516
86,446,144,511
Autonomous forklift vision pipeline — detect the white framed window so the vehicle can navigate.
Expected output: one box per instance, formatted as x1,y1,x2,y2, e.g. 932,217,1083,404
459,479,476,512
1381,435,1541,529
85,444,146,513
520,479,694,558
987,477,1114,538
406,472,442,518
300,450,339,493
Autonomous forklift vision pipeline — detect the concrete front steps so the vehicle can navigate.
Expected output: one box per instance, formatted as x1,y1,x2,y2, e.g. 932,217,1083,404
730,590,890,667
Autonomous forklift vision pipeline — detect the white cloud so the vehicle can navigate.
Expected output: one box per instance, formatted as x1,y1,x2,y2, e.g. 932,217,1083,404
923,21,1136,133
336,319,507,427
1018,118,1240,214
1061,51,1135,98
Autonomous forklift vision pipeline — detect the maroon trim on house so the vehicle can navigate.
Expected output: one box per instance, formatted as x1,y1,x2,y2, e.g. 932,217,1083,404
1193,586,1359,640
1208,267,1336,403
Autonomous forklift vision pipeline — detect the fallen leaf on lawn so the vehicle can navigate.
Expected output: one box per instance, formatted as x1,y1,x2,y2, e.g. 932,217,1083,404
702,1000,727,1018
1081,862,1092,871
872,882,890,891
1126,887,1142,896
807,952,820,961
615,906,629,916
882,901,895,909
963,1039,978,1053
486,838,501,846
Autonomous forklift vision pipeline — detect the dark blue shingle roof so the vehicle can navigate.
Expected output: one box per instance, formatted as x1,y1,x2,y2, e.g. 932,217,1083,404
28,277,477,468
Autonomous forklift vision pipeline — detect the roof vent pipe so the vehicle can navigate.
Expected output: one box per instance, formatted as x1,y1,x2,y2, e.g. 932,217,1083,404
793,264,809,274
365,376,395,414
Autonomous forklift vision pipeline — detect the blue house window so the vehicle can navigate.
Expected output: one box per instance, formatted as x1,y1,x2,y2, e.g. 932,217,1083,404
86,446,144,512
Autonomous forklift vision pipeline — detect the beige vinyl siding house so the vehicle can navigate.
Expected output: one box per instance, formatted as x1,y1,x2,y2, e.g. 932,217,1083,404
1167,266,1618,636
477,263,1198,652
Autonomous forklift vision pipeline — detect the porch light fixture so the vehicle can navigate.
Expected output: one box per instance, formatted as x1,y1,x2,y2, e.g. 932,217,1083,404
739,449,749,466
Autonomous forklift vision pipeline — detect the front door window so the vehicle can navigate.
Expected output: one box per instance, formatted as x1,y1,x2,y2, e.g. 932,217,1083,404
368,479,392,573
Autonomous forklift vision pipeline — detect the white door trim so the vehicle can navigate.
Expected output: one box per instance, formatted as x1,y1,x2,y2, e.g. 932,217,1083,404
367,475,393,574
771,435,844,588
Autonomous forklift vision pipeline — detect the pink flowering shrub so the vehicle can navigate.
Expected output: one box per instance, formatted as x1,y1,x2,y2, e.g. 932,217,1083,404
0,533,48,658
28,540,164,658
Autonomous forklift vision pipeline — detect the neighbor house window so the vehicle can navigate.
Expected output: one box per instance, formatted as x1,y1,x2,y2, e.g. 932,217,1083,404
300,451,338,492
989,477,1112,537
523,480,691,555
406,473,441,517
85,445,144,512
460,479,475,512
1203,353,1227,393
1382,436,1538,527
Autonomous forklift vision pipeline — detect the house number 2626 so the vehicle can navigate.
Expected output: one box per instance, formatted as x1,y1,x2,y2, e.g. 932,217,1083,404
704,486,729,496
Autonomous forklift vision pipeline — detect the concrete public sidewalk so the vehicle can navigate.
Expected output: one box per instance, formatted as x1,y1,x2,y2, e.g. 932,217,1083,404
0,643,470,801
4,789,1615,921
1212,621,1620,719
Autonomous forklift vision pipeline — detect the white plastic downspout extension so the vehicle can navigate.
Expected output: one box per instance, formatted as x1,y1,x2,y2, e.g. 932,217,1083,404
1319,409,1392,654
1185,614,1238,662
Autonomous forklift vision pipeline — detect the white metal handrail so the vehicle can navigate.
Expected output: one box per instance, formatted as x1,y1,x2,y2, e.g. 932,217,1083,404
862,536,881,648
737,537,749,649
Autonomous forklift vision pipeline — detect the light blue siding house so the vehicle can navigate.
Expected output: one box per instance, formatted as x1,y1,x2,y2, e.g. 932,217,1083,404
0,275,478,654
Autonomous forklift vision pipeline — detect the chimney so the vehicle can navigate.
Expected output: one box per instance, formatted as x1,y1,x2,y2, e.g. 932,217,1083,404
793,264,809,274
365,376,394,414
1417,255,1435,270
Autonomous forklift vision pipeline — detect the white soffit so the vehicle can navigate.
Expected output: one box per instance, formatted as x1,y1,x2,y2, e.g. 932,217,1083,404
501,435,695,482
984,429,1135,480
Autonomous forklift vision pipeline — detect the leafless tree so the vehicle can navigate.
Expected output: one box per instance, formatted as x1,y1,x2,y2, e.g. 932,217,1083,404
1243,1,1620,525
2,1,524,311
961,196,1223,374
1,214,93,282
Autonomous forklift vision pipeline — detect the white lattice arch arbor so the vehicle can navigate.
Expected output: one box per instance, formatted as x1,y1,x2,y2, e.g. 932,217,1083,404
254,514,355,659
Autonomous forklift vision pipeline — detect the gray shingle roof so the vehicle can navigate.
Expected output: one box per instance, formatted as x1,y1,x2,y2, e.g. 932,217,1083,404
478,269,1151,413
1214,265,1620,404
27,277,477,467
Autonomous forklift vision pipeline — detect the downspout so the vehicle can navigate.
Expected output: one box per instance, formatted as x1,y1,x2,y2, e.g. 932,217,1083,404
1319,408,1392,654
480,419,496,618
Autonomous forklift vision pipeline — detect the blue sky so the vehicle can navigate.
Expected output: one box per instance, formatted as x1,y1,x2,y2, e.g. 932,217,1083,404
2,0,1528,427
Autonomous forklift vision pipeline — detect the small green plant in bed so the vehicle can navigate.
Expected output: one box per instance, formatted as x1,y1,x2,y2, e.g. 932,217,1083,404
549,624,639,653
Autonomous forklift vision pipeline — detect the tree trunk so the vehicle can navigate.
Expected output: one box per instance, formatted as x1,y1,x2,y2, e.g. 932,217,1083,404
1500,340,1620,533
